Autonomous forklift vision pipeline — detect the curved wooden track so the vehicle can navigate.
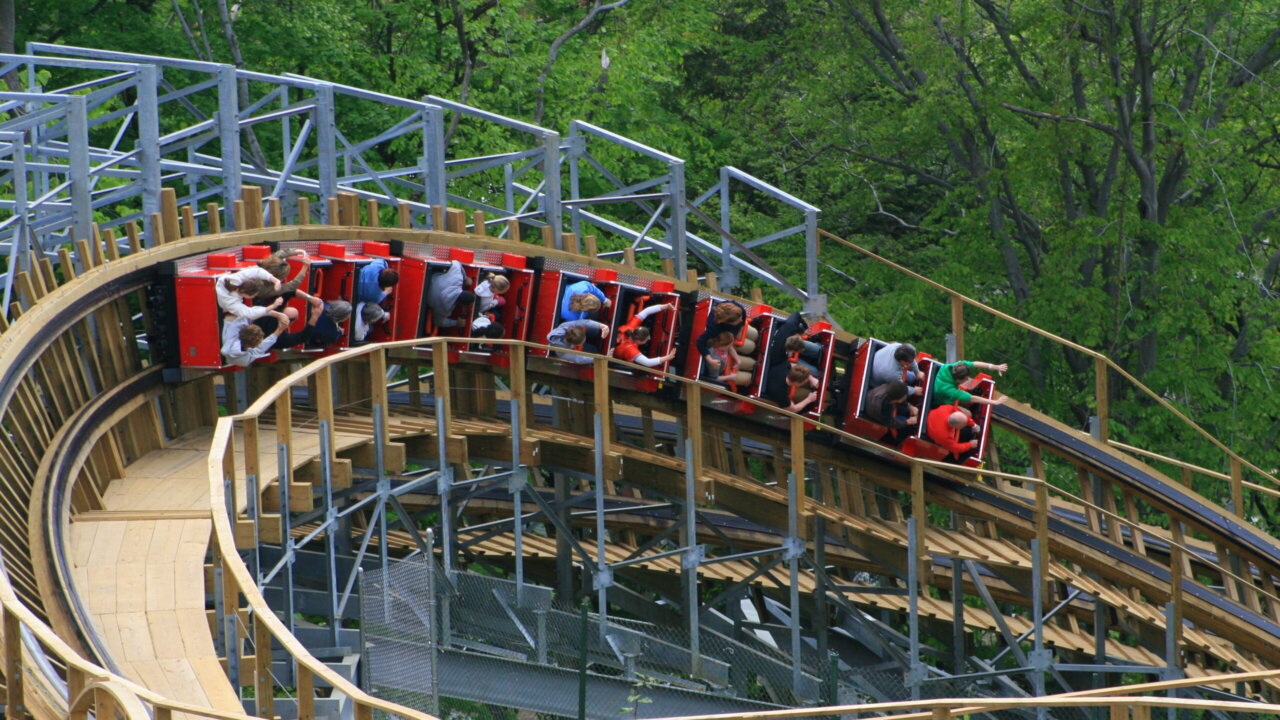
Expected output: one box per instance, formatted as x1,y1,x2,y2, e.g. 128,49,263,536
2,207,1280,720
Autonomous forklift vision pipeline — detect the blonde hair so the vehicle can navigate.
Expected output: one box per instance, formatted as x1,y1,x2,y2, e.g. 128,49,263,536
487,274,511,293
569,293,601,313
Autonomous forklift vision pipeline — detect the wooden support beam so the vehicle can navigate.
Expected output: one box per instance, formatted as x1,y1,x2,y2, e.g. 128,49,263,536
102,228,120,261
181,204,197,237
583,234,598,257
705,272,718,291
254,611,274,718
242,186,264,229
4,606,24,720
540,225,554,248
150,211,166,245
327,197,340,225
662,258,674,277
950,294,964,359
297,665,316,720
446,207,467,234
315,366,336,466
751,287,763,303
339,192,360,225
686,384,708,501
431,205,445,230
506,218,521,243
161,186,182,241
267,197,282,227
1095,356,1110,441
365,198,380,227
231,202,245,235
1230,458,1244,518
622,247,636,267
472,210,487,236
564,231,579,254
297,197,311,225
397,202,412,229
204,204,221,235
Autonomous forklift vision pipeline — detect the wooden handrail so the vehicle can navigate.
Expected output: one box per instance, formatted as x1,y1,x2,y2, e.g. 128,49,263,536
816,228,1280,507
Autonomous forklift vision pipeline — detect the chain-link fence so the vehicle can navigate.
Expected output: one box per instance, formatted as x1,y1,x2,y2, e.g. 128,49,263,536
361,558,1101,720
364,557,855,719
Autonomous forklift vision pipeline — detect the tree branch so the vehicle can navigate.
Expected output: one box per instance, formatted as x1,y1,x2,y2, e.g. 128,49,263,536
534,0,633,126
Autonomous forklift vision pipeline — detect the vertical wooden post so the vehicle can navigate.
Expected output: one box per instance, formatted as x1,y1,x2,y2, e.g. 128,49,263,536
150,211,166,245
160,187,182,241
231,202,246,233
102,228,120,261
910,461,926,585
315,365,335,466
432,339,452,440
622,247,636,267
564,231,579,254
267,197,283,227
950,294,964,360
125,220,142,252
1169,540,1184,662
1094,355,1109,442
506,218,521,243
397,202,412,229
254,612,274,718
66,667,87,720
932,708,951,720
472,210,487,235
365,199,380,227
181,204,197,237
297,197,311,225
446,207,467,234
356,702,373,720
431,205,445,231
583,234,598,257
540,225,555,248
339,192,360,225
205,203,222,235
509,344,529,438
750,287,764,303
686,384,706,501
593,356,611,449
243,416,260,500
297,665,316,720
4,606,24,720
705,272,719,291
242,186,264,229
1230,458,1244,518
326,198,340,225
370,348,390,445
662,258,675,277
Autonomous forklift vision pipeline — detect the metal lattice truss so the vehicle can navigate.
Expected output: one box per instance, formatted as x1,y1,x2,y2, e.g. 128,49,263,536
0,44,826,315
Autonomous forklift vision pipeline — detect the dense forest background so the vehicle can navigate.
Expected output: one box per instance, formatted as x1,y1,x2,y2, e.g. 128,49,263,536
5,0,1280,514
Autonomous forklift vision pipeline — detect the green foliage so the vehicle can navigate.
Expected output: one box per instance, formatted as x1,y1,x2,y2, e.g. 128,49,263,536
18,0,1280,513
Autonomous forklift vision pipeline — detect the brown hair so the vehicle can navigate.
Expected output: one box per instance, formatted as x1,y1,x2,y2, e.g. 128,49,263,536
239,324,265,349
786,364,811,385
258,255,290,280
224,277,272,297
708,331,735,349
951,362,972,381
569,293,602,313
712,302,743,325
564,327,587,345
378,268,400,288
785,335,805,353
485,274,511,293
625,326,651,344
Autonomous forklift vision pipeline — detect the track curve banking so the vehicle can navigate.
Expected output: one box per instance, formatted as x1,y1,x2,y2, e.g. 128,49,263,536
4,220,1280,720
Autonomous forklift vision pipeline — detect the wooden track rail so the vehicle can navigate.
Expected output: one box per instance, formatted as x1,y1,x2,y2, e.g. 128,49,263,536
2,189,1280,720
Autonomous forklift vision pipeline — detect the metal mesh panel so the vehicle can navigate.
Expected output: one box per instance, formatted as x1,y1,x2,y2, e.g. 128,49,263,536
362,554,439,717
